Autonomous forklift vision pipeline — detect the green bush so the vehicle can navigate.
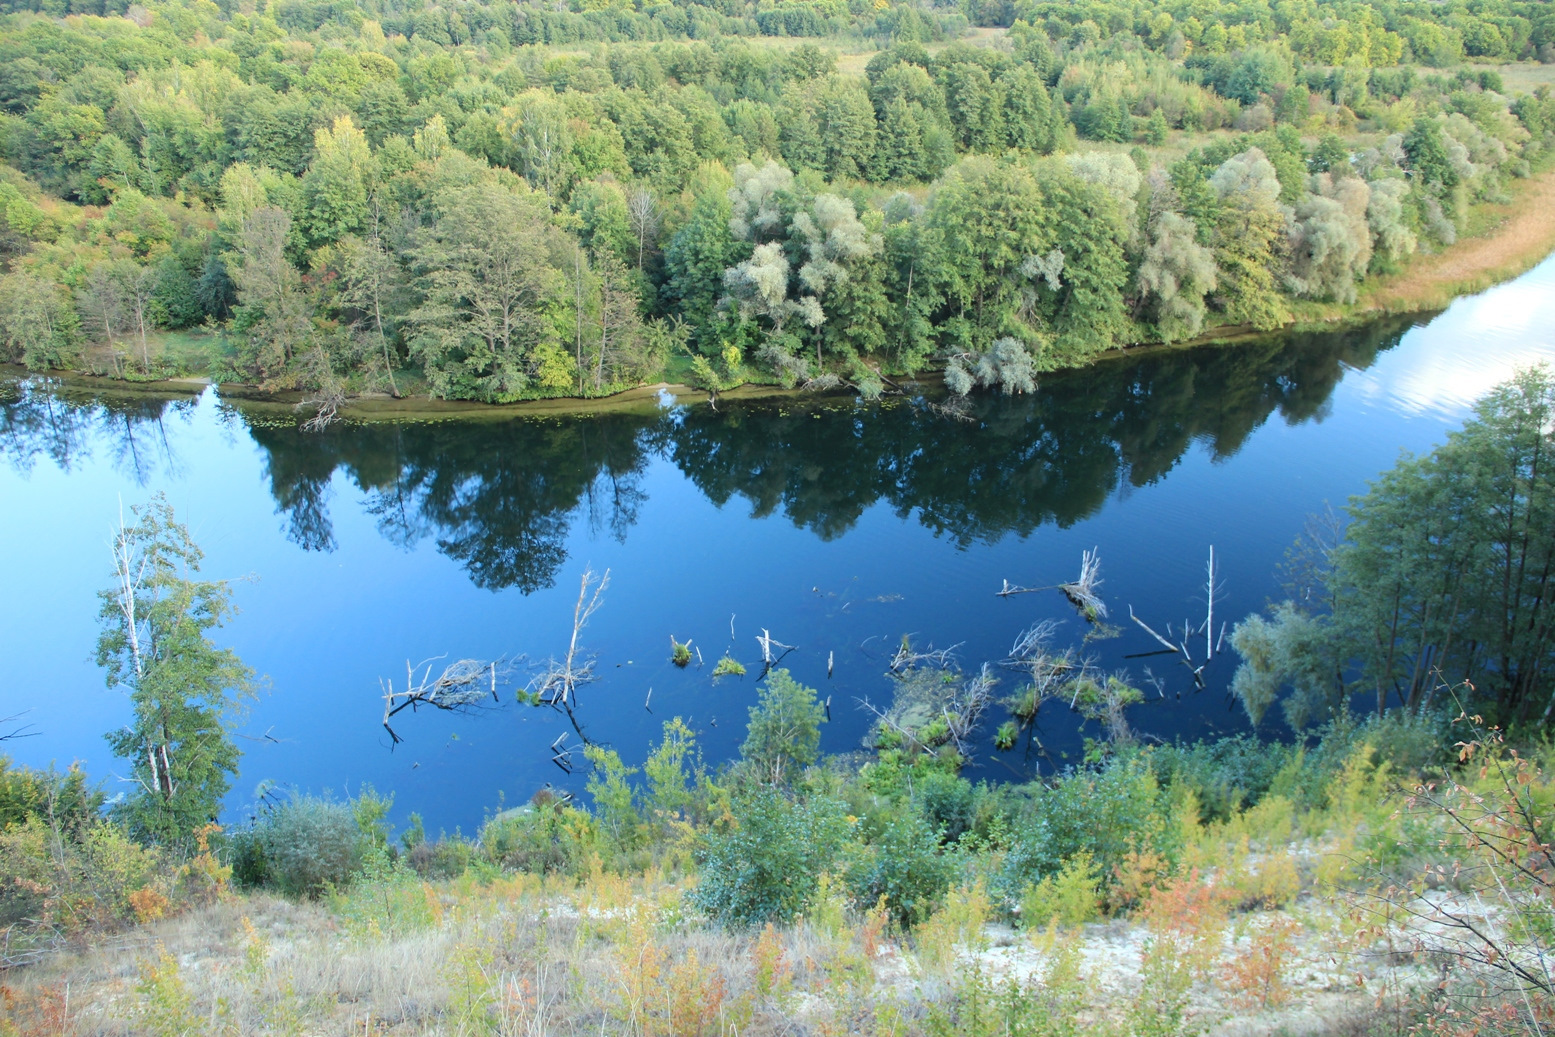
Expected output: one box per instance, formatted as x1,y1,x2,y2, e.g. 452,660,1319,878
406,836,476,880
1142,735,1293,820
0,816,163,931
1020,850,1101,928
231,796,368,898
739,668,826,785
1004,757,1174,894
847,811,956,926
691,788,848,927
0,757,104,836
915,769,976,844
479,800,594,876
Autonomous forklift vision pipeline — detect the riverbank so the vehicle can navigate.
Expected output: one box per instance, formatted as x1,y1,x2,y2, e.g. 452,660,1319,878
10,168,1555,424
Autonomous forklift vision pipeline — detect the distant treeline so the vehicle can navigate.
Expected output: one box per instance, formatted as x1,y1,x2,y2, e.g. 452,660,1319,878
0,0,1552,403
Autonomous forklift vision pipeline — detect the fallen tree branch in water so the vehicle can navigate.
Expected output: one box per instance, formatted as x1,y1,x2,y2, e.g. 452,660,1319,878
380,656,513,745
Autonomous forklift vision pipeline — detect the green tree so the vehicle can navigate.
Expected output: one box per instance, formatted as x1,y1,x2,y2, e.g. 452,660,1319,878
301,116,373,246
740,668,826,785
98,494,256,847
407,183,566,402
1208,148,1290,330
661,174,743,351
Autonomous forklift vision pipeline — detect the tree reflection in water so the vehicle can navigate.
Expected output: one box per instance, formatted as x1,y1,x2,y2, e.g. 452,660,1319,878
0,374,198,484
1,315,1414,594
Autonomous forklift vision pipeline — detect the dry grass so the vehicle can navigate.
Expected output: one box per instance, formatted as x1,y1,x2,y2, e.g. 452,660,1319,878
1353,166,1555,315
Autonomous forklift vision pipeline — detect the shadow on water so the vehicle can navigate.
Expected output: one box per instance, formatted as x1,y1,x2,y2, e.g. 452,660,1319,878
3,315,1416,591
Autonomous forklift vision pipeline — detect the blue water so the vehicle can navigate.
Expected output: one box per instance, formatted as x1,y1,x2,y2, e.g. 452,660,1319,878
4,254,1555,836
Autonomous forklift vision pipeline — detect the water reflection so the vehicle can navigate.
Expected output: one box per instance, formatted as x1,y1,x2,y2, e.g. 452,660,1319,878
244,416,655,592
671,318,1409,546
1,314,1413,591
263,315,1412,583
1344,257,1555,417
0,374,198,484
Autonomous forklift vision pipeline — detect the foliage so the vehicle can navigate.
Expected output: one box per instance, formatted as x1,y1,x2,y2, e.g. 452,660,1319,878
690,787,847,927
1020,850,1101,928
0,1,1542,399
711,655,746,678
230,795,368,899
1233,367,1555,725
739,668,825,785
97,493,255,849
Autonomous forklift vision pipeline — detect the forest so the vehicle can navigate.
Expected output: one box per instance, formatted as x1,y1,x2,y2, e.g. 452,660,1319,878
0,0,1552,411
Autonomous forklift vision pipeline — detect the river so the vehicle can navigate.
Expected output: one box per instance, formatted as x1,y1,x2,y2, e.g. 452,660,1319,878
4,254,1555,836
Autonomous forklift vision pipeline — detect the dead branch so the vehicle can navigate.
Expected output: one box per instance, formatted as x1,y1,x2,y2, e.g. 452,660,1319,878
1125,547,1225,695
1059,547,1107,621
888,638,963,675
530,567,610,707
856,696,938,758
754,628,796,675
381,656,514,745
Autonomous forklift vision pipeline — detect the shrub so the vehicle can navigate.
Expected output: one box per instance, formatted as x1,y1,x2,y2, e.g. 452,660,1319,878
1020,850,1101,928
1005,756,1174,893
0,758,103,836
739,668,826,785
914,879,993,975
1143,736,1293,820
479,800,595,876
690,788,847,927
915,769,975,844
712,655,746,678
847,811,956,926
0,816,163,932
405,837,476,879
231,795,367,898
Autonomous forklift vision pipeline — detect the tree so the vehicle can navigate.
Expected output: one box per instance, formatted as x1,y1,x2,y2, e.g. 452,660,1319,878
1237,369,1555,724
98,494,255,847
301,116,372,246
407,183,565,402
792,192,882,367
593,248,648,389
335,223,406,396
77,262,128,365
661,175,742,351
1328,367,1555,721
230,207,315,384
740,668,825,785
1366,177,1417,264
0,270,78,369
625,186,659,272
111,260,161,374
1137,212,1218,343
925,158,1048,350
1286,176,1371,303
1208,148,1290,330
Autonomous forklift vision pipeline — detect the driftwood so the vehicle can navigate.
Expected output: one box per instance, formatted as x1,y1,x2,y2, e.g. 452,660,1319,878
529,567,610,707
381,657,510,745
888,638,963,675
1126,546,1226,695
1059,548,1107,620
754,628,796,675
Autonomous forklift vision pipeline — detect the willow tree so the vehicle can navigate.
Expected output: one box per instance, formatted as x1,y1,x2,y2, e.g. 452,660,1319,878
99,494,255,847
